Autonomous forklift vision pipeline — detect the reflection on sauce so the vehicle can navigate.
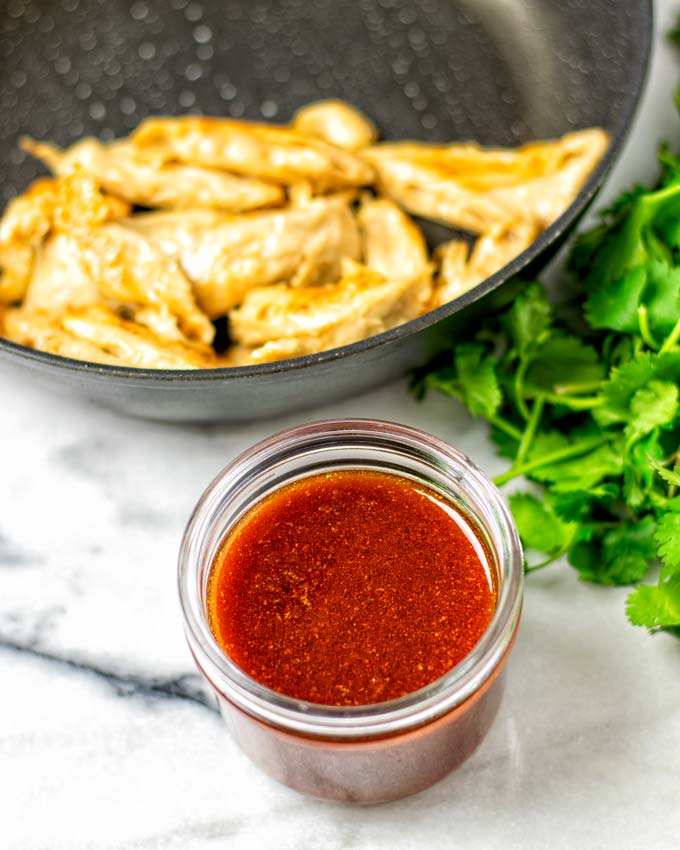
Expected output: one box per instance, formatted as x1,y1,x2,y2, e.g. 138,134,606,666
207,470,496,706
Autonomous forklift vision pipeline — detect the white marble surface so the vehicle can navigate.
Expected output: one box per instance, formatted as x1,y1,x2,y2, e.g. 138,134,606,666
3,4,680,849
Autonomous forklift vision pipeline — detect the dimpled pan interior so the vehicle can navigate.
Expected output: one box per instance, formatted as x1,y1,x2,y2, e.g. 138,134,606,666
0,0,651,422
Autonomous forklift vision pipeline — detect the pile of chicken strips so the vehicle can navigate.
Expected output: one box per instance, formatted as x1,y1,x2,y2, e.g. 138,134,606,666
0,101,608,369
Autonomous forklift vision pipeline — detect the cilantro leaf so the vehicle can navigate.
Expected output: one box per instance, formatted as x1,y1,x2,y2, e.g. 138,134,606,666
525,334,605,392
571,516,656,585
508,492,576,556
643,261,680,337
528,440,622,493
623,432,665,509
626,573,680,634
595,351,680,427
551,484,619,523
655,512,680,574
453,344,502,419
627,380,679,438
502,283,552,357
584,265,647,333
649,457,680,488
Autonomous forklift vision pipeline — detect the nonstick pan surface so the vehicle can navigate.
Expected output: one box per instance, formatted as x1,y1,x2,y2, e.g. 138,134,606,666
0,0,652,421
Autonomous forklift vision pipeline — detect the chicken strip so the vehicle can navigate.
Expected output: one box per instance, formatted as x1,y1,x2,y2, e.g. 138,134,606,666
431,220,539,308
0,173,130,304
23,232,99,315
22,137,285,211
229,258,429,363
131,116,374,191
75,223,215,344
358,197,432,293
363,128,609,231
292,100,377,150
126,195,361,317
2,304,216,369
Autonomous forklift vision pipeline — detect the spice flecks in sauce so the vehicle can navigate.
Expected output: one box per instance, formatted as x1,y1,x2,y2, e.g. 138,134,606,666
207,470,496,706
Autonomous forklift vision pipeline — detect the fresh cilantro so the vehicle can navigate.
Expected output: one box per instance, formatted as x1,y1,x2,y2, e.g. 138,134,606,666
453,344,502,419
626,573,680,635
508,492,576,560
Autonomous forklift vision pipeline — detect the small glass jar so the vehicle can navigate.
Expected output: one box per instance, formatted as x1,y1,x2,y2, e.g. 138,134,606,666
178,419,523,804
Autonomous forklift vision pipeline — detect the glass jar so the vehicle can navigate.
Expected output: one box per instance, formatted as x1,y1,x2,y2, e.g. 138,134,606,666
178,419,523,804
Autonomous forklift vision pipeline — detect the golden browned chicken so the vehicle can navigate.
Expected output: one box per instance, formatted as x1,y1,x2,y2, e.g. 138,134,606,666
230,258,430,364
74,223,215,344
2,304,216,369
126,194,361,317
22,137,285,212
292,101,377,151
363,128,609,231
358,197,432,288
432,220,540,308
0,173,130,305
0,103,611,371
131,116,375,191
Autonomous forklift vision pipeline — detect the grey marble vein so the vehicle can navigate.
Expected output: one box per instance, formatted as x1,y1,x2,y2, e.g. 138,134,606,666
0,636,216,710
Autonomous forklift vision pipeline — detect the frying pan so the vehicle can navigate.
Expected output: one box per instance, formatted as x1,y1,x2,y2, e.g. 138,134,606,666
0,0,652,421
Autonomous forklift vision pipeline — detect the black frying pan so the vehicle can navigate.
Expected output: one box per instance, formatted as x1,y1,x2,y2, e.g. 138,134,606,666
0,0,652,421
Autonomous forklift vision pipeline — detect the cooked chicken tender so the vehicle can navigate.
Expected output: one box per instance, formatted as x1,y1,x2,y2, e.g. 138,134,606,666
2,304,216,369
0,173,129,305
131,116,375,191
431,220,539,308
0,244,34,304
126,195,361,317
364,128,609,231
75,223,214,344
22,137,285,211
293,101,377,150
230,258,429,363
358,197,432,288
23,233,98,314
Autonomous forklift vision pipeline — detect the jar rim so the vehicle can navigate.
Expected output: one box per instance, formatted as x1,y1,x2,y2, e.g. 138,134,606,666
178,418,523,740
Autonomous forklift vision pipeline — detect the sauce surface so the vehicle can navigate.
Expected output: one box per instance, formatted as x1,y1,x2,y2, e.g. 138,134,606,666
207,470,496,706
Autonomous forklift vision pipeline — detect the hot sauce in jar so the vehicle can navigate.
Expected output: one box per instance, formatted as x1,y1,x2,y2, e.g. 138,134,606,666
207,470,496,706
179,419,523,803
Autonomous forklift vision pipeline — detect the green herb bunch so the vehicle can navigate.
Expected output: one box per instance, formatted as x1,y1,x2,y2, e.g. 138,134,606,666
415,38,680,638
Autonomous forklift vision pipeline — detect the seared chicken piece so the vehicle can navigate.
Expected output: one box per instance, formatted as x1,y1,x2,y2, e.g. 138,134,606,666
0,174,213,345
131,117,374,191
126,195,361,317
230,258,429,363
2,304,216,369
431,220,539,308
75,223,215,344
292,101,377,150
0,173,130,304
23,233,99,315
364,128,609,231
21,228,211,346
22,137,285,212
358,197,432,290
0,244,34,304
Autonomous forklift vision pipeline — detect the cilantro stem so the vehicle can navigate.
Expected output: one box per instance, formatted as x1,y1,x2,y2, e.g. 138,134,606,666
489,415,523,442
514,360,531,420
553,380,603,395
493,435,607,486
637,305,658,350
660,315,680,353
523,388,603,410
515,396,545,465
524,553,563,573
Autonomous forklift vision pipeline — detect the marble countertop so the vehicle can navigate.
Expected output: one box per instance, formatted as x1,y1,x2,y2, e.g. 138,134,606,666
3,4,680,848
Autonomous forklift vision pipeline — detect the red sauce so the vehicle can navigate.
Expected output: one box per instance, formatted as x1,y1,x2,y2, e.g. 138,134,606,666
207,470,496,706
